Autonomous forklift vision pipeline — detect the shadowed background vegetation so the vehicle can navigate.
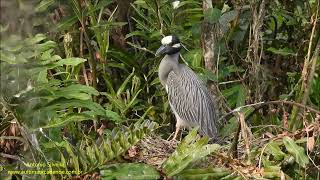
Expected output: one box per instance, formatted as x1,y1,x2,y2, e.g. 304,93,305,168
0,0,319,179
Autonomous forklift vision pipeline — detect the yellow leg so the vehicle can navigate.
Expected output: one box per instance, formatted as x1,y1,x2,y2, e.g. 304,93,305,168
172,125,180,141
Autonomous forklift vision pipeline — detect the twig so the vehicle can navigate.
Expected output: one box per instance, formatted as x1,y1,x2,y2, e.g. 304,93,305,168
302,5,319,106
82,27,97,91
238,112,251,164
290,3,319,129
219,100,320,122
202,0,215,72
228,121,241,158
219,79,244,85
155,0,164,35
258,144,268,169
229,164,248,180
80,27,89,86
0,153,20,160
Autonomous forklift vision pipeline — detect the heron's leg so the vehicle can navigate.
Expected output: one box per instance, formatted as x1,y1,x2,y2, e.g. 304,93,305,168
166,132,174,140
172,125,180,140
179,128,184,141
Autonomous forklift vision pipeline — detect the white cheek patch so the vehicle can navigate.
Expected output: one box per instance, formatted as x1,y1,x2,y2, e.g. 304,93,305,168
172,1,180,9
172,43,181,48
161,36,173,45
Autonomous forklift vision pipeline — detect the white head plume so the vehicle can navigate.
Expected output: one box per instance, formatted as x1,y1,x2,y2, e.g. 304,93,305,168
161,35,173,45
172,0,180,9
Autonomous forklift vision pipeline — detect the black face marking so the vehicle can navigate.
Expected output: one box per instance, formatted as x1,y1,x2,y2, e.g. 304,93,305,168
165,45,181,55
156,35,182,56
170,35,180,45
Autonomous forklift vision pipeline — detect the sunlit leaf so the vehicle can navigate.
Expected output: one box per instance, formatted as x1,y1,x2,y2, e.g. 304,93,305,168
283,136,309,168
101,163,160,180
55,58,86,66
162,127,220,177
266,141,286,160
35,0,55,12
267,47,296,56
117,68,135,97
204,7,221,23
175,168,230,179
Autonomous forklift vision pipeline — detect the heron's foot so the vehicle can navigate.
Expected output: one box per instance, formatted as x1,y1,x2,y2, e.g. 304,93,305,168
166,126,181,144
168,137,179,146
166,132,180,143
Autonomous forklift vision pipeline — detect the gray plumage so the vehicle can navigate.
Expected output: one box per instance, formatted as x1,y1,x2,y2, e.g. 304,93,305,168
158,52,220,139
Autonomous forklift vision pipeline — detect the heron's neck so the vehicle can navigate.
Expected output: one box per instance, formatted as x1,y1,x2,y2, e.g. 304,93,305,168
159,52,180,86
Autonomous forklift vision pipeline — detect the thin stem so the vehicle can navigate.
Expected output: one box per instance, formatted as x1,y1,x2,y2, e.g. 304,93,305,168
80,28,89,86
219,100,320,122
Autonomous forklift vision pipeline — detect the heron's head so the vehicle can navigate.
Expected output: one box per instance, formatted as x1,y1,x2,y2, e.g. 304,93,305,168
155,35,181,56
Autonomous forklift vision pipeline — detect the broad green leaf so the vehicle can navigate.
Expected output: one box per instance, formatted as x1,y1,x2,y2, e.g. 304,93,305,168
56,16,78,31
42,99,106,116
185,49,202,68
36,41,57,52
90,22,128,29
236,85,246,107
220,107,255,137
222,84,241,107
101,163,160,180
263,166,281,178
105,93,126,110
266,141,286,160
40,113,93,129
123,89,142,114
202,69,218,82
35,0,55,12
175,168,230,179
64,141,80,172
70,0,82,21
125,31,147,39
37,69,48,83
108,50,136,67
177,1,201,8
267,47,296,56
283,136,309,168
222,84,240,98
55,58,87,66
101,75,116,95
26,34,47,45
53,92,91,101
117,68,135,97
60,84,99,96
0,51,17,64
105,110,122,122
162,127,220,177
205,8,221,23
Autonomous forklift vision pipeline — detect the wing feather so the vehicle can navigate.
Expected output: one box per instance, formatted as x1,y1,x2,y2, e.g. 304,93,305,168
167,65,219,139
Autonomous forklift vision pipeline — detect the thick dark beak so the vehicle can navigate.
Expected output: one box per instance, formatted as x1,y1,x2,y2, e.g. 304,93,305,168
155,45,167,57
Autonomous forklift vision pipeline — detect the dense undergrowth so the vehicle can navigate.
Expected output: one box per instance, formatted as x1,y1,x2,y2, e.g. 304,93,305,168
0,0,319,179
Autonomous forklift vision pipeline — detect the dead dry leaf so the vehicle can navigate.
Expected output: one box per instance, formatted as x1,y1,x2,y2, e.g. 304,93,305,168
307,136,315,152
128,145,138,158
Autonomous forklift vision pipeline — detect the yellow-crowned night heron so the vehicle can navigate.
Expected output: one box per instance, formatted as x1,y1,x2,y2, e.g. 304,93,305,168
155,35,219,141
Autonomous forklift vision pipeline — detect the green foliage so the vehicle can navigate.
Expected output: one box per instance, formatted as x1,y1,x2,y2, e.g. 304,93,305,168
266,141,286,161
0,33,121,130
1,0,319,179
162,128,220,177
174,168,231,180
283,137,309,168
52,120,158,175
100,163,160,180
